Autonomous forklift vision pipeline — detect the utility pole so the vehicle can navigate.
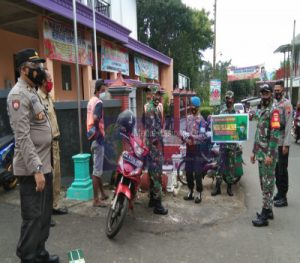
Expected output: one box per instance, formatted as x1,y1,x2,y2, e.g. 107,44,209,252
213,0,217,75
290,20,296,100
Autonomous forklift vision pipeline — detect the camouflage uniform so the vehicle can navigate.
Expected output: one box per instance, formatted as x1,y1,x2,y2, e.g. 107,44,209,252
216,107,240,184
253,100,280,209
144,100,164,200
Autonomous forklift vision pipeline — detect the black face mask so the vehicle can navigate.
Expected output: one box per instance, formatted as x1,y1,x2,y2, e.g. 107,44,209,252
226,101,233,108
27,67,43,85
275,92,283,101
154,98,160,106
261,98,271,107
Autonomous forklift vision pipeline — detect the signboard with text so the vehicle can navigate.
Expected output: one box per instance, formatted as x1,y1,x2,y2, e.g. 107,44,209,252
209,79,221,106
134,55,159,80
227,65,263,82
211,114,249,143
43,18,93,65
101,39,129,75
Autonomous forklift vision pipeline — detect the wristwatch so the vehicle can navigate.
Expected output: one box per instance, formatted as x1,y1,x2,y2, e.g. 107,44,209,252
36,165,43,173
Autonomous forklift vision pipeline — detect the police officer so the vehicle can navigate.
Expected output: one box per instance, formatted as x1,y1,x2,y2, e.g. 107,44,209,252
37,70,68,220
144,89,168,215
7,49,59,262
183,96,207,203
272,80,293,207
250,84,280,227
211,90,239,196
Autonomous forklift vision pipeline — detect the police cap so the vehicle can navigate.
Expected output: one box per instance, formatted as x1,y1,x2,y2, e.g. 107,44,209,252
260,83,273,93
16,48,45,69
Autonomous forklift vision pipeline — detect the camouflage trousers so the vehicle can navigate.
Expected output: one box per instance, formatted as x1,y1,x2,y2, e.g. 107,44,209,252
216,148,236,184
258,160,276,209
147,139,163,201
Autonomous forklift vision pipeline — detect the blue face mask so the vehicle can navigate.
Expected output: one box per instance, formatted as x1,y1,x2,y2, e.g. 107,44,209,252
99,92,106,100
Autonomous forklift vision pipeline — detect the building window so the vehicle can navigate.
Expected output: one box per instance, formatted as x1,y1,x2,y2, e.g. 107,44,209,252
61,64,72,91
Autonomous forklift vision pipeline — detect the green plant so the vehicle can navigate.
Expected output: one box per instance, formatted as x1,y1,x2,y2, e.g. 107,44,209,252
200,106,213,120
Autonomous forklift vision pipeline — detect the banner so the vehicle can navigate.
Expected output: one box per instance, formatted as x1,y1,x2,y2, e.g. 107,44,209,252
43,18,93,65
227,65,263,82
101,39,129,75
211,114,249,143
209,79,221,106
134,55,159,80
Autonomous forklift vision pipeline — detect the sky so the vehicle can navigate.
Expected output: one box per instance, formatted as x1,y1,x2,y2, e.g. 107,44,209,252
182,0,300,72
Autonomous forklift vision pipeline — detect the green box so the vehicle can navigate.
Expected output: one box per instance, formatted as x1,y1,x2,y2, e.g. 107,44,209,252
68,249,85,263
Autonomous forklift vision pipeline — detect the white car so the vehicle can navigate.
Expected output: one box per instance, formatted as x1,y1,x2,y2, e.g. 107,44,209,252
234,103,245,114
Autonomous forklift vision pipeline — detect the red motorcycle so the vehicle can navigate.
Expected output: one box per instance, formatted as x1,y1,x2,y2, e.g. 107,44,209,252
105,110,149,239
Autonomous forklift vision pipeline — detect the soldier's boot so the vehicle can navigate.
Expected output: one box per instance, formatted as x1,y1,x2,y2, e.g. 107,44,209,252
148,192,155,208
194,191,202,204
153,200,168,215
211,179,221,196
252,208,269,227
227,184,233,196
256,208,274,220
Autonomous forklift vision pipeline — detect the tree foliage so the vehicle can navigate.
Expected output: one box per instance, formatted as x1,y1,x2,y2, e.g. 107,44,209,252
137,0,214,91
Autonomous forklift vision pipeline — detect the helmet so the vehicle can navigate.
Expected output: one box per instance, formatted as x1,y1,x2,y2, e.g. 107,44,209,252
116,110,136,133
260,83,273,93
191,96,201,107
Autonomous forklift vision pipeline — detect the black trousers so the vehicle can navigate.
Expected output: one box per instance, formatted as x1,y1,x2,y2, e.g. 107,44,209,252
185,145,204,193
16,173,53,262
275,146,289,198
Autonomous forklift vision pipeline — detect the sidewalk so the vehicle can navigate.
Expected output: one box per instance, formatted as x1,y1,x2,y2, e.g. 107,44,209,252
0,176,246,227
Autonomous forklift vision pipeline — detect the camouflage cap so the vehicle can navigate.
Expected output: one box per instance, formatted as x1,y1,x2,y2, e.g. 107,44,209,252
260,83,273,93
225,90,234,99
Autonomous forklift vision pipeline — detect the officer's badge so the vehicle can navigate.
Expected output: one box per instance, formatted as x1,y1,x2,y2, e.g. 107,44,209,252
12,100,20,111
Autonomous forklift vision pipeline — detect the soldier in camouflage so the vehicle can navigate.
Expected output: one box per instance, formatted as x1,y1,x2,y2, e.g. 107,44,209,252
211,90,240,196
144,89,168,215
272,80,293,207
250,84,280,227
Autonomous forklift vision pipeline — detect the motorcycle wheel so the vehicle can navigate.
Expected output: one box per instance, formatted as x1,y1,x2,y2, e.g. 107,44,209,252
105,192,129,239
2,172,17,191
177,160,187,185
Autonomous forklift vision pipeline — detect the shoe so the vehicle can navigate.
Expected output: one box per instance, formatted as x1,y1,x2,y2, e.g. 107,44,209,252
52,207,68,215
183,191,194,201
153,200,168,215
50,218,56,227
273,192,281,201
274,198,288,207
256,208,274,220
35,251,59,263
252,209,269,227
194,192,202,204
101,195,109,201
227,184,233,196
211,180,221,196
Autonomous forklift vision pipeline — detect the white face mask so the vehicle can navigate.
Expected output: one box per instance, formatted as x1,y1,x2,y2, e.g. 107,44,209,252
99,92,106,100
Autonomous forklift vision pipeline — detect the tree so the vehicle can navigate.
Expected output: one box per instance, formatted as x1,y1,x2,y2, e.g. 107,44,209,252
137,0,213,91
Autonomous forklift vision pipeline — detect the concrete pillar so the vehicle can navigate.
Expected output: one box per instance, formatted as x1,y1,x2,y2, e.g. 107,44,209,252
67,153,93,201
108,86,132,111
82,65,92,100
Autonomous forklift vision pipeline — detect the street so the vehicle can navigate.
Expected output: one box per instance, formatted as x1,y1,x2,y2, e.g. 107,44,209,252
1,121,300,263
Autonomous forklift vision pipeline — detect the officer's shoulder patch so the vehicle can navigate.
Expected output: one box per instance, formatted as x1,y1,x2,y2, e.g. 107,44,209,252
12,99,20,111
270,109,280,129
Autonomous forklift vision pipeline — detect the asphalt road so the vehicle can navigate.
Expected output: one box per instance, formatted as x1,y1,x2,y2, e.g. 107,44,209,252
1,121,300,263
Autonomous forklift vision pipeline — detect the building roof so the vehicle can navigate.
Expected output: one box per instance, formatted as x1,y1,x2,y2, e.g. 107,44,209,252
274,44,292,53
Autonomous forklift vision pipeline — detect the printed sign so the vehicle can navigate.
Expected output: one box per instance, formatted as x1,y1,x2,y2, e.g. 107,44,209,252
43,18,93,65
211,114,249,143
134,55,159,80
209,79,221,106
101,39,129,75
227,65,263,82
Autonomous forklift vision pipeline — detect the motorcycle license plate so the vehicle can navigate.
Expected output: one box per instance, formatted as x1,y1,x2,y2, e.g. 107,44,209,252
122,152,143,168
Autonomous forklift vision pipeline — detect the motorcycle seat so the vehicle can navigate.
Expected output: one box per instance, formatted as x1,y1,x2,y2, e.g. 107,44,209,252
0,135,14,150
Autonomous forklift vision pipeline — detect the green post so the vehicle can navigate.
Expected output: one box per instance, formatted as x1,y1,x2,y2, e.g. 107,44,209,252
67,153,93,201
